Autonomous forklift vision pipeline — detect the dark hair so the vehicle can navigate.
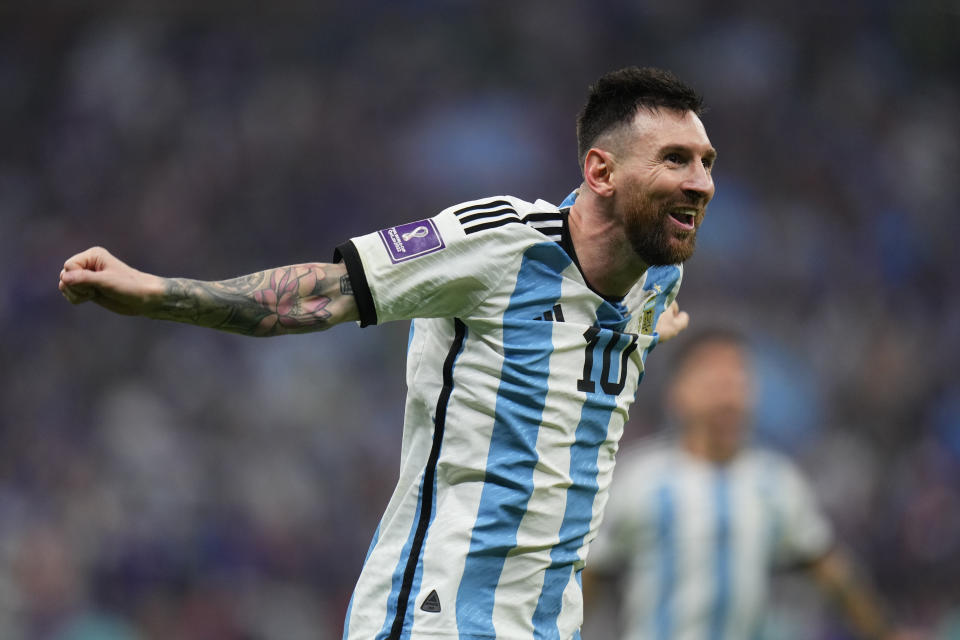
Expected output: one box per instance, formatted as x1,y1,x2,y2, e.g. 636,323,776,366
666,327,746,380
576,66,705,167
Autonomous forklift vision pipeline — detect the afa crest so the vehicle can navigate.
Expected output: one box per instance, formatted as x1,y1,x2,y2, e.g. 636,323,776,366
640,292,658,335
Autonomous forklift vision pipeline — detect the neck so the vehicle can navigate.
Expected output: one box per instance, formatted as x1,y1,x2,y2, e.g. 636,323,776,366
568,193,648,298
681,428,738,464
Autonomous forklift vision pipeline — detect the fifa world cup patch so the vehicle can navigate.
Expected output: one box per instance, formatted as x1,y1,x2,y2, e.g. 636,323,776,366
378,219,446,263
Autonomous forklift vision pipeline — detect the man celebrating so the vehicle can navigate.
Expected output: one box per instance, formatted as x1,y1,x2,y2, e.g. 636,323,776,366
59,67,714,639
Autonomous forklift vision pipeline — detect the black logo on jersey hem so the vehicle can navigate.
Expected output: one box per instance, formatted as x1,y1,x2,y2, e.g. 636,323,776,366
421,590,442,613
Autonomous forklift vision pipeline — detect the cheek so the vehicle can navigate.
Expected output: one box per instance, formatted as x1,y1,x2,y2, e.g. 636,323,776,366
673,387,708,417
622,188,663,226
681,383,747,417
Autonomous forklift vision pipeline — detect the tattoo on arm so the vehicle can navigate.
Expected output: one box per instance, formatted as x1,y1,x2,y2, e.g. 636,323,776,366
340,274,353,296
155,264,337,336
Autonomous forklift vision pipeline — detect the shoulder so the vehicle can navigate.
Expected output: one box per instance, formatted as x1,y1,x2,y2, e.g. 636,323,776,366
749,446,798,470
352,194,562,272
439,195,564,242
622,264,684,336
625,264,683,303
744,447,811,488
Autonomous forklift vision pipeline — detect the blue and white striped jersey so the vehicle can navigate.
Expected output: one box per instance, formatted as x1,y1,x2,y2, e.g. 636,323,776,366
334,195,682,640
588,439,833,640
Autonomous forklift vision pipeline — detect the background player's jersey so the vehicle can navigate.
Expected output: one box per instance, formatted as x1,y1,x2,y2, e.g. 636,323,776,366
335,195,682,640
589,440,833,640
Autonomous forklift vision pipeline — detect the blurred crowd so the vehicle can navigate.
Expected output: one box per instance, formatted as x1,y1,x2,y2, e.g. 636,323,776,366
1,1,958,638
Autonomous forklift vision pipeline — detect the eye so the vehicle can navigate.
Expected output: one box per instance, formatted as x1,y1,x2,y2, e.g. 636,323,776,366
702,157,715,171
664,152,684,165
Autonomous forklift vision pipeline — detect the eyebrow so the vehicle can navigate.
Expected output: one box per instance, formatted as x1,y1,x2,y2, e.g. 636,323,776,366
661,144,718,161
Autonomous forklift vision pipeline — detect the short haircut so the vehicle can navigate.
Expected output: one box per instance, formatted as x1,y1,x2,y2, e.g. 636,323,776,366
576,66,705,167
665,327,747,381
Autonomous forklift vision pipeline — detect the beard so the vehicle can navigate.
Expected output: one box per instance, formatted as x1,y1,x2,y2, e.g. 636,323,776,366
623,193,700,266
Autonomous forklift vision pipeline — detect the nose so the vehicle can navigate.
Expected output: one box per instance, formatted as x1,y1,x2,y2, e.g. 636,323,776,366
682,162,715,204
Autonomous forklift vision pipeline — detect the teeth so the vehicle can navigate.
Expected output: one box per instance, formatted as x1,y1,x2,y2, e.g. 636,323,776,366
670,209,696,227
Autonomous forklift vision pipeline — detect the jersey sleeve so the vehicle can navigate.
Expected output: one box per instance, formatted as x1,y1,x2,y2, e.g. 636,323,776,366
333,198,526,326
773,457,835,568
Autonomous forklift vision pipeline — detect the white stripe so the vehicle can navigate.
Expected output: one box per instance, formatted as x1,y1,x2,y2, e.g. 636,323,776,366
453,200,515,217
460,211,520,230
524,218,563,226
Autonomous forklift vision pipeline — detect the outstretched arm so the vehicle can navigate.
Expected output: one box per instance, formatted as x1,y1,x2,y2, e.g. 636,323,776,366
59,247,359,336
808,549,926,640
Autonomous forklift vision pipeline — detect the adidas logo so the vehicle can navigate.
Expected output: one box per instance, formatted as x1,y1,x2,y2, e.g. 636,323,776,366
420,589,441,613
533,303,565,323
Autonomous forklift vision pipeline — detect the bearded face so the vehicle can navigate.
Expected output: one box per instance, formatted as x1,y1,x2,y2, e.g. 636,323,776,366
601,109,714,267
621,177,705,266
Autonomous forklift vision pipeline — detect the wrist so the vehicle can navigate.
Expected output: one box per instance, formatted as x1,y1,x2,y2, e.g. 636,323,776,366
141,274,173,314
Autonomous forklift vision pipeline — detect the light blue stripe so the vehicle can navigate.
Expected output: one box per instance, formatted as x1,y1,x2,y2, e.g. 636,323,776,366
342,525,380,640
632,264,681,389
455,243,572,636
710,469,732,640
375,472,432,638
558,190,578,208
640,264,682,364
532,304,630,638
654,482,676,640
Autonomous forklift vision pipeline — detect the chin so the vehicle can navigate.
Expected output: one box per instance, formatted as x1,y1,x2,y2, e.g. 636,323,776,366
668,233,698,262
644,241,696,266
630,222,697,266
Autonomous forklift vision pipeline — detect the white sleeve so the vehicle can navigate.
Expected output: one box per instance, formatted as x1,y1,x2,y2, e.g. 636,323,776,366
334,197,527,326
773,458,835,568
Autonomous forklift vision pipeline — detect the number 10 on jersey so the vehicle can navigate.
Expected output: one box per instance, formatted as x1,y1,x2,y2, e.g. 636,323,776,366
577,327,639,396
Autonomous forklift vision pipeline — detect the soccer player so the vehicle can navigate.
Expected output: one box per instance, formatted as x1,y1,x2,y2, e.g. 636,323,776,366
59,67,714,640
584,329,915,640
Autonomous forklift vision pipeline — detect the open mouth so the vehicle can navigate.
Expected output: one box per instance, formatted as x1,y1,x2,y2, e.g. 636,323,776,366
668,209,697,231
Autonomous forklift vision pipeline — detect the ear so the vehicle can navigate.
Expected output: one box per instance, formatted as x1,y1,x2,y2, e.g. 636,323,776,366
582,148,616,198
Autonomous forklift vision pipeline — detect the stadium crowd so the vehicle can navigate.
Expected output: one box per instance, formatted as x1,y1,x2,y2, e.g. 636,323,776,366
1,2,958,638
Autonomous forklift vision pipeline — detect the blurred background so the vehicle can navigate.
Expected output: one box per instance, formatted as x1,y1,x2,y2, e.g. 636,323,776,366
1,1,958,638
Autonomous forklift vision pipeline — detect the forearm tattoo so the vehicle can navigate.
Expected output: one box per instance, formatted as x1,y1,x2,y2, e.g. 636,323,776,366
156,264,335,336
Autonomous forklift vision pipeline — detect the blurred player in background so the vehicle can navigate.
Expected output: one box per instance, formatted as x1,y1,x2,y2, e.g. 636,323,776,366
584,328,920,640
58,66,712,639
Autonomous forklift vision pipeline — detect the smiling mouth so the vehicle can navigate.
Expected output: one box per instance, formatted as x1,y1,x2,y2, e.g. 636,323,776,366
668,209,697,231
